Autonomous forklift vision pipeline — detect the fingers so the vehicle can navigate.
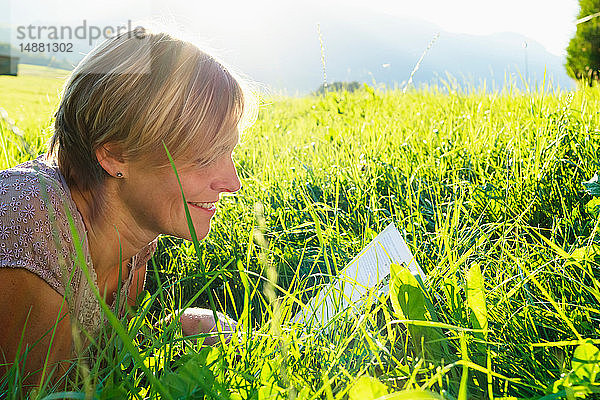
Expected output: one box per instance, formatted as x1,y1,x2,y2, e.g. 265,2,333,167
155,308,238,346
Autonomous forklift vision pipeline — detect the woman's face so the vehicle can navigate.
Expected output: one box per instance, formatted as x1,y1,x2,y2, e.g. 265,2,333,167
119,141,241,242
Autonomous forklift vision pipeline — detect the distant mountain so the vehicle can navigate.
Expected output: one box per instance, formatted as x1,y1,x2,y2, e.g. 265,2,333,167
208,9,573,94
0,9,574,93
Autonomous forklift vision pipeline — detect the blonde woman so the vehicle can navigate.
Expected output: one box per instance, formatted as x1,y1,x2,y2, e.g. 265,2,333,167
0,27,252,385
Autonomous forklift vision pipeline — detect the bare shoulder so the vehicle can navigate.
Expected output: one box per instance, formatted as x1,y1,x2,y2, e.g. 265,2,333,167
0,268,73,385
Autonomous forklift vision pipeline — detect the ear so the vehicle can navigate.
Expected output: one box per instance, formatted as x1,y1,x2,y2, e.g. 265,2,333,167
95,143,128,178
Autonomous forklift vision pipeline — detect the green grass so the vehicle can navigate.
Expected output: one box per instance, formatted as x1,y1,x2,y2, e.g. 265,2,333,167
2,66,600,399
0,64,67,166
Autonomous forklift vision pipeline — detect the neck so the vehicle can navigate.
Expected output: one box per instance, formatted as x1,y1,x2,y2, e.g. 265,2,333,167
69,182,155,291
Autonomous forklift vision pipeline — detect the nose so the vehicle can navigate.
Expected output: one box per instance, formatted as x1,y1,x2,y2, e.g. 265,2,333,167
214,155,242,194
227,165,242,193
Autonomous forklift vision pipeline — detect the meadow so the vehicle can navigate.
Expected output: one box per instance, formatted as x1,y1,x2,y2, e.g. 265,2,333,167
1,65,600,399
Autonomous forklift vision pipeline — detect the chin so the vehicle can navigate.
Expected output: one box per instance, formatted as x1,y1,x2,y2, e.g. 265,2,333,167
197,231,210,241
174,219,211,242
184,226,211,242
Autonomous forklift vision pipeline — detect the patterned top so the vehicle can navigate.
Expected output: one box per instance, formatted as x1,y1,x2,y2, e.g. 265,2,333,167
0,155,158,347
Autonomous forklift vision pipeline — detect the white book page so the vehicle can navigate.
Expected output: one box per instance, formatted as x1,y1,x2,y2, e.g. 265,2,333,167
291,223,425,326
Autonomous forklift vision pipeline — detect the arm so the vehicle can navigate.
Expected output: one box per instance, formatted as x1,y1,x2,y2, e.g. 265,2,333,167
131,264,237,346
0,268,73,389
154,308,237,346
178,308,237,346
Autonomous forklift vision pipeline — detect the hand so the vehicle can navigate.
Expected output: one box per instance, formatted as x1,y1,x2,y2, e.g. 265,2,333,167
158,308,237,346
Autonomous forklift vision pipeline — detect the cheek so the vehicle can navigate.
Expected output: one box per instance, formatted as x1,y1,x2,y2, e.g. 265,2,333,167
124,177,182,219
180,174,211,197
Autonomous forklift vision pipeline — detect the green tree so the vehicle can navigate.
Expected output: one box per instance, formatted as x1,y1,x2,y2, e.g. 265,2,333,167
314,81,362,95
566,0,600,85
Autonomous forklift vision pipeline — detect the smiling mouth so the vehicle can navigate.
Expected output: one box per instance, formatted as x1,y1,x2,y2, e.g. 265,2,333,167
188,201,217,211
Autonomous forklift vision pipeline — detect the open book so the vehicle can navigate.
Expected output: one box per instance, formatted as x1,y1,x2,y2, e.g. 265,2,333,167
291,223,425,327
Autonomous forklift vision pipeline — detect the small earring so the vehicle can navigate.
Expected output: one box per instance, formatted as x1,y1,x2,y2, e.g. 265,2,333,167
116,172,123,178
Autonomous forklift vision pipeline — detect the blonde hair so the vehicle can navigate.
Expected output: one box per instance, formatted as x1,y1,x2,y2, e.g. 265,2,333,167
49,27,256,208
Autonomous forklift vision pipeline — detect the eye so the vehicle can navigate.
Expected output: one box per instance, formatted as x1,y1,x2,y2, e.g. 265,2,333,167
191,143,236,168
218,144,237,159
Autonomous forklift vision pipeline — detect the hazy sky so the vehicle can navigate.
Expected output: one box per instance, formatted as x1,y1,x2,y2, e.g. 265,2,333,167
358,0,579,56
4,0,581,57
